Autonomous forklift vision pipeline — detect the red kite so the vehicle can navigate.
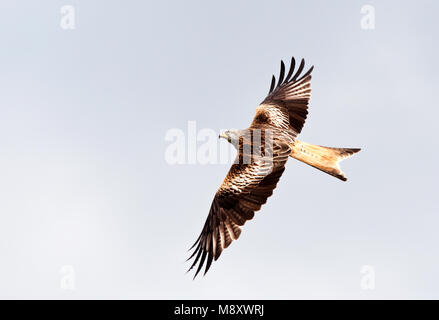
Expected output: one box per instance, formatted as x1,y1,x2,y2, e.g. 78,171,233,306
187,57,360,278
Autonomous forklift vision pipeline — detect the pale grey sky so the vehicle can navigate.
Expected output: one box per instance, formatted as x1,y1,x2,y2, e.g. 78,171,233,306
0,0,438,299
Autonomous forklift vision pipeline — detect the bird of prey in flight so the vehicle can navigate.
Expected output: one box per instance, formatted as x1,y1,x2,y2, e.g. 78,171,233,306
187,57,360,278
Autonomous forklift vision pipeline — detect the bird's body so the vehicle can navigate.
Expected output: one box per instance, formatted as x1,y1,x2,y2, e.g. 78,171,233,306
188,57,360,278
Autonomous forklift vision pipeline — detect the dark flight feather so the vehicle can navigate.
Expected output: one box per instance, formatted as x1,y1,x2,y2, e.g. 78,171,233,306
284,57,296,83
277,60,285,88
269,75,276,94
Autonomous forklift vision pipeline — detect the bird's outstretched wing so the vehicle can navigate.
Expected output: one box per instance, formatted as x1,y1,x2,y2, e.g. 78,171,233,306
251,57,314,136
187,141,290,278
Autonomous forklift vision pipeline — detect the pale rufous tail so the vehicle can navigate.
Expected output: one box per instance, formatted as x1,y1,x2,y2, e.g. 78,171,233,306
289,140,361,181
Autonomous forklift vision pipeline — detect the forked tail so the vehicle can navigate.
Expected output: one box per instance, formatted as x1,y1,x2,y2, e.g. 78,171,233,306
290,140,361,181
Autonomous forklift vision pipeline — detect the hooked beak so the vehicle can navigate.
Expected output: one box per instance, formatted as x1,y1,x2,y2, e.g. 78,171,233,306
219,132,228,140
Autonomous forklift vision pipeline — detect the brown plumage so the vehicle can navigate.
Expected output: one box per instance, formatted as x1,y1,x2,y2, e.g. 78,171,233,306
187,57,360,278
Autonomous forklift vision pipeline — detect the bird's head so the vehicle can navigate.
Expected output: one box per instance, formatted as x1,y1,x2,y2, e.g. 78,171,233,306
219,130,240,146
